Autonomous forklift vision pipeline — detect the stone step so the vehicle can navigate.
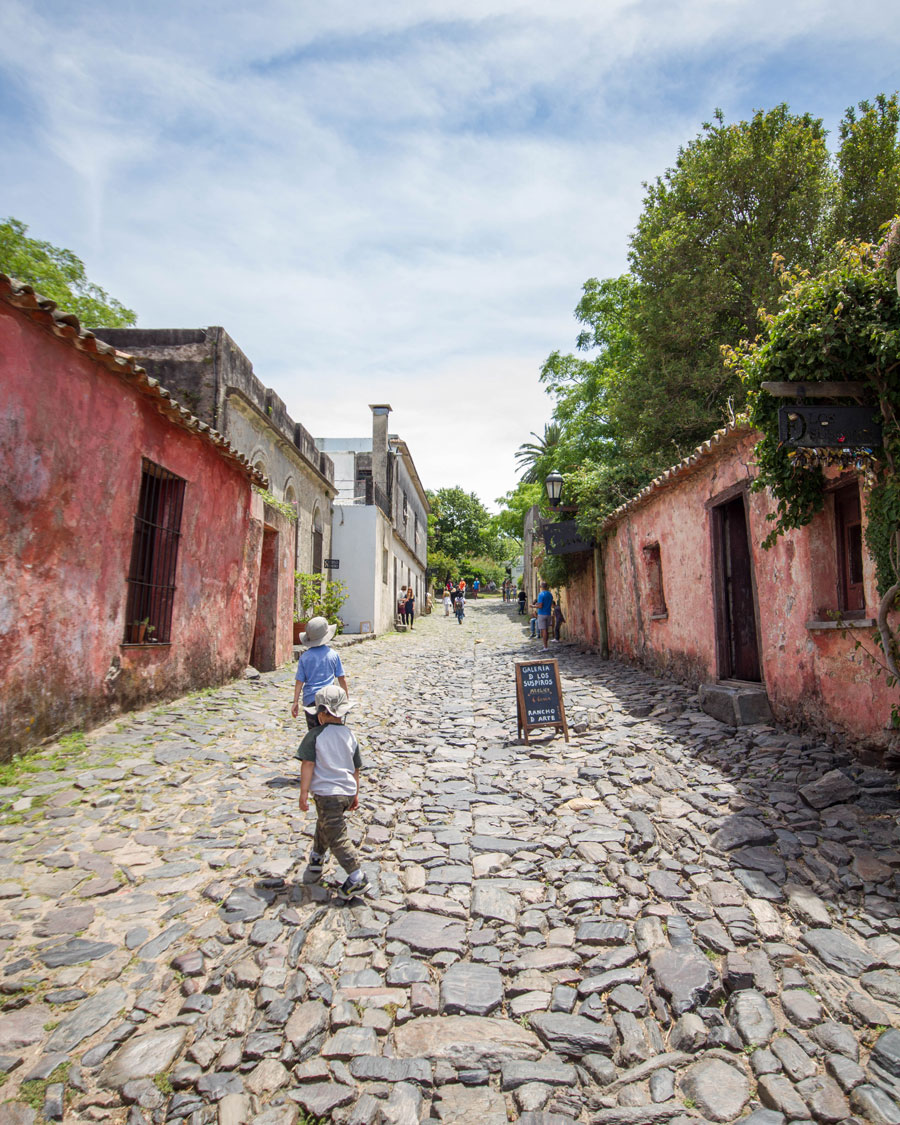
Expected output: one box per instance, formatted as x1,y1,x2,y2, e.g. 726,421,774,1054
698,680,773,725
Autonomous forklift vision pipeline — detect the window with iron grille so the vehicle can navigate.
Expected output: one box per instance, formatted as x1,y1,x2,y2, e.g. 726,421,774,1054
124,460,186,644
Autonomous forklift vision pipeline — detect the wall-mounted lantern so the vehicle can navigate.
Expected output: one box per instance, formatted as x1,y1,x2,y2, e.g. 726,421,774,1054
544,470,564,509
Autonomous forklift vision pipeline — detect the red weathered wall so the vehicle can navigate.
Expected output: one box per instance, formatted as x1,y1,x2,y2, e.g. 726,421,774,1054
564,429,895,747
0,302,263,759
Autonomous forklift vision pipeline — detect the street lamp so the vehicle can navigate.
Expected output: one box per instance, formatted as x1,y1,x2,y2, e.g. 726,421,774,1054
545,470,563,509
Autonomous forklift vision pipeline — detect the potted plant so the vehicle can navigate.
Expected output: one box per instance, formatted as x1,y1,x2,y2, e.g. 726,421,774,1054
131,617,151,643
294,571,349,641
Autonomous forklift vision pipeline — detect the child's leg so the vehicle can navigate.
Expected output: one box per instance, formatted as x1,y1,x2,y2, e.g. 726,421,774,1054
312,814,330,859
313,795,359,874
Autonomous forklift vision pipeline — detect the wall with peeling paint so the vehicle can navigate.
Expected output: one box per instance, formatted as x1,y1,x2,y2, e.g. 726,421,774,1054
0,301,264,760
564,428,895,749
558,553,600,648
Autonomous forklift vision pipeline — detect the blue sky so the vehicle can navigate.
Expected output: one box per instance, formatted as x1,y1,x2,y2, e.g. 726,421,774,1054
3,0,900,507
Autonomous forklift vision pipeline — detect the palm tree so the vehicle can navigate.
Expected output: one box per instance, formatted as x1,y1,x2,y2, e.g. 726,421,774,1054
515,421,561,483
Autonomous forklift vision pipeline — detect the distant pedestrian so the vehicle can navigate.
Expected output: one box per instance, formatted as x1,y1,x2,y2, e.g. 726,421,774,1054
291,617,348,730
397,586,408,627
405,586,415,630
517,587,527,615
529,605,538,638
297,684,370,900
552,597,565,643
454,588,466,624
536,580,553,650
472,578,480,599
442,589,452,616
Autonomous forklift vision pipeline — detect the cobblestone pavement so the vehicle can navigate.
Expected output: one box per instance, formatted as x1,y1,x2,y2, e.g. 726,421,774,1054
1,600,900,1125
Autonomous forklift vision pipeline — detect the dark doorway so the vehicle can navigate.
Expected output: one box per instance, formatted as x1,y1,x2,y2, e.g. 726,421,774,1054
251,526,279,672
713,495,761,682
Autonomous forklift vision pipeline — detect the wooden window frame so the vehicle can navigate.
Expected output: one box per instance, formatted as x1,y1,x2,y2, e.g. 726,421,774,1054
124,459,185,645
642,542,668,619
833,481,865,617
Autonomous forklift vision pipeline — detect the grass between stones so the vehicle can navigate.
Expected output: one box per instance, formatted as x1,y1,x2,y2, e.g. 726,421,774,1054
18,1062,70,1109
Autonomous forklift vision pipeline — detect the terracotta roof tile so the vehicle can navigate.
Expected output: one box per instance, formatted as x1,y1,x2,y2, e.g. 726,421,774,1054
603,421,756,530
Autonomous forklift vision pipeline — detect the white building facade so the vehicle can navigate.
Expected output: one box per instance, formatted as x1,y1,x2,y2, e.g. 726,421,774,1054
317,406,429,634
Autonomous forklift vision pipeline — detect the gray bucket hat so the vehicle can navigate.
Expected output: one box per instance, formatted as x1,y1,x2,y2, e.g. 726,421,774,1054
303,683,356,719
300,616,338,647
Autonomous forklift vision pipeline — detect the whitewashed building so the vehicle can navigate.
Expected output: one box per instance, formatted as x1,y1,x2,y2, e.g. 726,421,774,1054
317,406,429,634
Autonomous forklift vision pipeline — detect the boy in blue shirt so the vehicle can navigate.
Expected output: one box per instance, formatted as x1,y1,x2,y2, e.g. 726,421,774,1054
536,580,553,650
290,617,349,730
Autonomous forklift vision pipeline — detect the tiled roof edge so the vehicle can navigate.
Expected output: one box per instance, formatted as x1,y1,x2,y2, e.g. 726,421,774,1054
0,274,268,489
602,421,757,530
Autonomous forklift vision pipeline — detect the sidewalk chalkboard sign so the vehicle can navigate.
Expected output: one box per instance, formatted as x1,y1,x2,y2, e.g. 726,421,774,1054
515,659,569,743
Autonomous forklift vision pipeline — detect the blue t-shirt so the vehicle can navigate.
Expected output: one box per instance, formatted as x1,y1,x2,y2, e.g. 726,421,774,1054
537,590,553,615
295,646,345,705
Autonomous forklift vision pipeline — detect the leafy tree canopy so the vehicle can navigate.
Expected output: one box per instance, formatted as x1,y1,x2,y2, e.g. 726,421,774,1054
426,486,512,585
504,94,900,544
0,217,137,327
493,480,544,545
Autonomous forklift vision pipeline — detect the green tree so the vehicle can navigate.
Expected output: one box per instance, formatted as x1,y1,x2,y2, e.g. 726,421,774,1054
525,95,900,546
493,480,544,547
0,217,136,327
427,487,497,560
626,104,832,457
515,422,562,483
832,94,900,243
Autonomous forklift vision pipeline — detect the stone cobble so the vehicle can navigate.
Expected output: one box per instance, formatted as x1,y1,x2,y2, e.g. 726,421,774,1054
0,600,898,1124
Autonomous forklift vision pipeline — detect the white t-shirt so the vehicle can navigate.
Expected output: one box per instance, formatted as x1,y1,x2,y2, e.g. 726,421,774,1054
296,723,362,797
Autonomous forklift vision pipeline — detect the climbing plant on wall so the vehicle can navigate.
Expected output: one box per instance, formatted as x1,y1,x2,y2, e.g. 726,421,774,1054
724,223,900,681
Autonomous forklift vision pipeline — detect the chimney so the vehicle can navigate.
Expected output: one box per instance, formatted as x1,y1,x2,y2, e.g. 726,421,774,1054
370,404,392,496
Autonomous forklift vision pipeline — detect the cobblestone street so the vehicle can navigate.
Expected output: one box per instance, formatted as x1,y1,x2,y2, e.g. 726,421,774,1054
1,599,900,1125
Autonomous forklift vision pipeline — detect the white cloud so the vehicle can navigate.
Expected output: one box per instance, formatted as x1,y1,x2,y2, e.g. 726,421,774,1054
2,0,900,505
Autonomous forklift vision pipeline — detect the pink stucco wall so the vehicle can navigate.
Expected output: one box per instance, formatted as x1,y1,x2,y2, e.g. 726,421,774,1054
0,300,264,759
559,554,601,649
592,428,895,748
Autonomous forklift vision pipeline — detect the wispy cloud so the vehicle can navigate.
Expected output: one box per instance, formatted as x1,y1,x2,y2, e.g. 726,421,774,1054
2,0,900,504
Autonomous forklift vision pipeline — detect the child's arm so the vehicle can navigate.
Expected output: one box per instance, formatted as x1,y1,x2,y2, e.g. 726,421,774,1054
291,679,303,718
299,760,314,812
349,767,360,811
337,674,349,696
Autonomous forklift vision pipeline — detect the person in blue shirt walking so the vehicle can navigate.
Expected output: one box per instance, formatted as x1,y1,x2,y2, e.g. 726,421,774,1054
536,580,553,651
290,617,349,729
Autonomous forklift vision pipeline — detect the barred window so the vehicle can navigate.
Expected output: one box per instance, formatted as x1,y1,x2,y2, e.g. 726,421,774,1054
124,460,185,644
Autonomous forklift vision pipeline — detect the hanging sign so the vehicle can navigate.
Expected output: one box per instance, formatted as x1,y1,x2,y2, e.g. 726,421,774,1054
778,406,882,448
542,521,594,555
515,659,569,743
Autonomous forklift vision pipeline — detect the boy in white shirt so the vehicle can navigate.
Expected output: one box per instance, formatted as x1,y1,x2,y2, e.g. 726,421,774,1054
296,684,369,900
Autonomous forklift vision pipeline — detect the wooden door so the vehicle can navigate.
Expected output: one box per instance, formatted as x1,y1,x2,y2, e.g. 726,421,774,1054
716,496,761,682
